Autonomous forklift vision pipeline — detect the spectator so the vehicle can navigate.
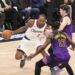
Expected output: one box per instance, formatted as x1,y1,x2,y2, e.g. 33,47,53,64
46,0,64,26
0,12,5,32
0,0,10,32
3,0,25,30
72,0,75,24
18,0,40,19
69,0,75,24
15,0,30,19
30,0,45,8
63,0,72,20
32,0,46,14
64,0,74,23
29,0,45,18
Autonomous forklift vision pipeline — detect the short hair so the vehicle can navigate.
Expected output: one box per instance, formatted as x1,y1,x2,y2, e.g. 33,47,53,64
52,21,60,30
39,14,46,18
60,4,69,13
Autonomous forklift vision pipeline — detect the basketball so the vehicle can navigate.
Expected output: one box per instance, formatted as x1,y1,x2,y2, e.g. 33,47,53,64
2,30,12,40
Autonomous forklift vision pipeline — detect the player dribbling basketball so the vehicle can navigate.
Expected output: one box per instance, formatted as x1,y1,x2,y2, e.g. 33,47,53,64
12,14,50,68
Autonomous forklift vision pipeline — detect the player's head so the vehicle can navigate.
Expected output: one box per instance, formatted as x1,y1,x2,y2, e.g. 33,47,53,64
59,4,69,16
52,21,60,30
37,14,46,27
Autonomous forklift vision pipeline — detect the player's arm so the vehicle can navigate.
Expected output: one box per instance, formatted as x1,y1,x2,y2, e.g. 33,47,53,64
28,33,52,59
12,25,28,35
12,19,34,35
44,26,53,37
2,0,12,11
27,19,34,27
65,34,75,47
58,17,70,31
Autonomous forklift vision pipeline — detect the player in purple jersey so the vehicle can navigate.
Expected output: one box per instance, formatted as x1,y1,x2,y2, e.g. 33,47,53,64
27,21,75,75
58,4,72,46
58,4,72,36
48,3,73,65
48,4,73,75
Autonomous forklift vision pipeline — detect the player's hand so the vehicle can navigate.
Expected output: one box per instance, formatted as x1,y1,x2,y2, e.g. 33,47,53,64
69,46,75,51
27,54,34,60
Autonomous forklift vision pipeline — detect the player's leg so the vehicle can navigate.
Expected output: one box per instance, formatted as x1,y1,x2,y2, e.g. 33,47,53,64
15,37,29,68
36,46,58,75
15,50,24,60
41,47,58,75
48,47,74,75
48,47,58,75
50,62,74,75
35,63,60,75
59,63,74,75
35,59,45,75
65,63,74,75
35,55,54,75
15,49,27,68
50,67,59,75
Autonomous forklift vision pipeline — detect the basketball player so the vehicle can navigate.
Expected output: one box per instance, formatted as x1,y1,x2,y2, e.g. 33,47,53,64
48,4,73,55
48,4,73,54
12,14,48,68
28,21,75,75
58,4,72,40
48,4,74,74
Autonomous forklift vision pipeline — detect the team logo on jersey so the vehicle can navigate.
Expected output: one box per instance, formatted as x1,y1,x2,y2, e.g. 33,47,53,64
31,29,42,33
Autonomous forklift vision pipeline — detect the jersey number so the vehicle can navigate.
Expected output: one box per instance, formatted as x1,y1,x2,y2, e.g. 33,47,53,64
58,39,65,47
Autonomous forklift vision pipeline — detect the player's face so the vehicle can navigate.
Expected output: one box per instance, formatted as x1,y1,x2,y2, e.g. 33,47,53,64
59,8,65,16
37,16,46,27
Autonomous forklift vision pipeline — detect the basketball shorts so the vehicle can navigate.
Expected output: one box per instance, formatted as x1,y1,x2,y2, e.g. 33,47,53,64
17,36,44,55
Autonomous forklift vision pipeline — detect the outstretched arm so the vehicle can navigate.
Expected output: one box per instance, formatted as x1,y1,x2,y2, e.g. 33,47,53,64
28,34,52,59
12,25,28,35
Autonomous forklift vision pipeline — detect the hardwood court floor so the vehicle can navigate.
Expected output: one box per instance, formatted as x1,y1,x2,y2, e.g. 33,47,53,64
0,33,75,75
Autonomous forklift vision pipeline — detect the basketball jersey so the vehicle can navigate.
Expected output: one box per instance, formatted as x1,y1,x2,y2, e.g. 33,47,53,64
61,15,72,39
51,32,70,59
62,16,72,46
25,20,47,40
63,24,72,39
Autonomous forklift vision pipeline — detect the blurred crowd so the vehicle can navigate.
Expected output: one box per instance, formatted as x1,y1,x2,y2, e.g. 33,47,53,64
0,0,75,31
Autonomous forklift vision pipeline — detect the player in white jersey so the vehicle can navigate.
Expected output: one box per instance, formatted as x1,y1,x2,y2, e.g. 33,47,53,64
12,14,49,68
